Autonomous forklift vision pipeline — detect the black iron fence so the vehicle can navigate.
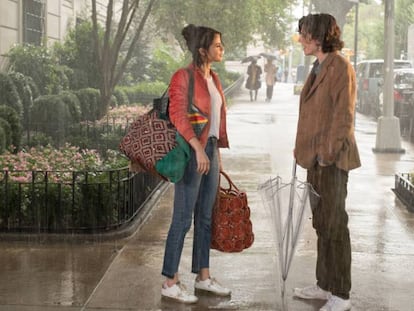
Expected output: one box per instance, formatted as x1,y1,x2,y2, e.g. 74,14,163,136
0,167,161,233
394,173,414,212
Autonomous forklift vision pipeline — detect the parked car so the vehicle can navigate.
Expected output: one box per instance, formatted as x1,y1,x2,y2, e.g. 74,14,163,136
356,59,412,117
378,68,414,135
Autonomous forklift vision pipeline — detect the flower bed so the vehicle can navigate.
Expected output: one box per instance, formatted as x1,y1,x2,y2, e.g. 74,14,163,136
0,143,162,233
393,173,414,212
0,144,127,182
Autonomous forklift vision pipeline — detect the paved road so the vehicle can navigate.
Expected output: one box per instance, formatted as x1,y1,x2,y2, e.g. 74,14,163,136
1,80,414,310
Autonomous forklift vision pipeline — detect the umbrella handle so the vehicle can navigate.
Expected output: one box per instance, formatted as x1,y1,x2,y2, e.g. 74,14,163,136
292,159,297,178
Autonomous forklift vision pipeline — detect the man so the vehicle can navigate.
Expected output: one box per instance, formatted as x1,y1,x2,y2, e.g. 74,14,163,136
293,13,361,311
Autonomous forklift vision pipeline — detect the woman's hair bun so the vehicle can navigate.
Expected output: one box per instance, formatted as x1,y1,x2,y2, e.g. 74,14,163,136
182,24,199,53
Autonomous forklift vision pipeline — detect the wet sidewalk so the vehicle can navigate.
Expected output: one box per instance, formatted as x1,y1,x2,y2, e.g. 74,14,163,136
1,82,414,310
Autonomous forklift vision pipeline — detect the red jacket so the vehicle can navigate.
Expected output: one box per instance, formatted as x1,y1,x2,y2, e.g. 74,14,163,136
168,64,229,148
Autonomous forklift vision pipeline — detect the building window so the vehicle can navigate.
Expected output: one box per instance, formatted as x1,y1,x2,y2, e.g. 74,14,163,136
23,0,46,45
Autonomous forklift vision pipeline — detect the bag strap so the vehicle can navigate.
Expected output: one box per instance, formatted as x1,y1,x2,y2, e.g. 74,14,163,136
185,68,194,113
220,170,240,192
164,68,194,118
160,85,169,100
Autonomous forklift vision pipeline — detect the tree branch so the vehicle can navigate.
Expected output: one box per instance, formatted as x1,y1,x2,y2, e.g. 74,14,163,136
114,0,155,86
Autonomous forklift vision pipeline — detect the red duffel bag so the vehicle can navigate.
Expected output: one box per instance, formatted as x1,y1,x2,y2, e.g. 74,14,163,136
211,171,254,252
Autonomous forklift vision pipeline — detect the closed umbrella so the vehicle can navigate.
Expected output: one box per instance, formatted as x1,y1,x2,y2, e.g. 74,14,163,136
258,160,319,310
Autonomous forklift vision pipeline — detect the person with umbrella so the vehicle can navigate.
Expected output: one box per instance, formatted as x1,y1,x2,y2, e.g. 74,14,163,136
245,59,262,101
293,13,360,311
264,58,278,102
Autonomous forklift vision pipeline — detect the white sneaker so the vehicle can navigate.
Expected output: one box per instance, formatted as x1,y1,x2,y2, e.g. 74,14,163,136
194,277,231,296
293,284,331,300
161,282,198,304
319,295,351,311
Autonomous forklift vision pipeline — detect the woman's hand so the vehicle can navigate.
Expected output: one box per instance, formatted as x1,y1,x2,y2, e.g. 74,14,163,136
189,137,210,174
195,149,210,174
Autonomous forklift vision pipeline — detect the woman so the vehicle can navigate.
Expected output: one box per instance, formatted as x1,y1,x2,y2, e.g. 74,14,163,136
245,59,262,101
293,14,360,311
264,58,278,101
161,24,230,304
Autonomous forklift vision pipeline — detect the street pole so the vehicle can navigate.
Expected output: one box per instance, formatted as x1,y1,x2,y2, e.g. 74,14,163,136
353,1,358,69
347,0,359,68
373,0,404,153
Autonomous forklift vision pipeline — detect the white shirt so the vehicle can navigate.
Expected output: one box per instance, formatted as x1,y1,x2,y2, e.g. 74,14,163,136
206,76,222,138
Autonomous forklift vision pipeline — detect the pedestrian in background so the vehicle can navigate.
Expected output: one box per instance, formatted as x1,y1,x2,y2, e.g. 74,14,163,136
293,13,361,311
161,24,231,304
264,58,278,102
245,59,262,101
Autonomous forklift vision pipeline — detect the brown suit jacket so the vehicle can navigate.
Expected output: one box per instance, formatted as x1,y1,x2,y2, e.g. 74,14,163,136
294,52,361,171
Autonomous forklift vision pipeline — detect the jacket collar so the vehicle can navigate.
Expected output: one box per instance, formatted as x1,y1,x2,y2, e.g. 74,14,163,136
303,51,338,100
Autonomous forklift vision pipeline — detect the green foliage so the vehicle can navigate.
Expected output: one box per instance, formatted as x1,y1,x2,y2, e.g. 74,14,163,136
31,95,76,145
0,72,23,117
6,44,69,95
152,0,290,53
0,124,5,154
53,20,101,89
118,37,152,86
23,132,53,148
74,88,101,121
59,91,81,123
250,0,291,48
0,117,12,151
145,42,185,84
395,0,414,58
0,105,21,150
342,0,414,60
118,81,168,105
8,72,35,131
113,88,130,106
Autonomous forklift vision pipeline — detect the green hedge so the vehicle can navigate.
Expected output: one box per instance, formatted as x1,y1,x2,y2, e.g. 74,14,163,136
113,88,129,106
74,88,101,121
0,72,23,117
31,94,77,145
0,105,21,150
0,125,5,153
0,117,12,150
118,81,168,105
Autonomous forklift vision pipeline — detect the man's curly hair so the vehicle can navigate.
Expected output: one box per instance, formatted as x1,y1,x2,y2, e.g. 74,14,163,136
298,13,344,53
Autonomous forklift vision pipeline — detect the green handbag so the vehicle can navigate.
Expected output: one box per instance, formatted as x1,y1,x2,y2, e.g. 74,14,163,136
154,68,207,183
155,133,191,183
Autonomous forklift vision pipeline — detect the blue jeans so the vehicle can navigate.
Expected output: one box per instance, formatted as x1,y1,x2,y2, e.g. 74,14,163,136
162,137,219,279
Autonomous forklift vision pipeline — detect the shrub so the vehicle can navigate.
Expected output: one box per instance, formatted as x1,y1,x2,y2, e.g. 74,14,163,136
74,88,101,121
118,81,168,105
59,90,81,123
145,44,185,84
0,125,5,154
8,72,35,131
0,105,21,150
23,132,53,148
53,20,101,90
113,88,129,106
0,72,23,117
0,117,12,150
31,95,74,145
6,44,69,95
